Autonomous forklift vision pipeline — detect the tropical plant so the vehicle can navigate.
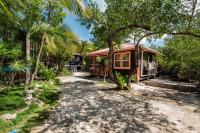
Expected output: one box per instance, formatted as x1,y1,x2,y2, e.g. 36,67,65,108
0,42,24,85
37,64,56,80
158,36,200,82
115,72,127,90
0,0,88,95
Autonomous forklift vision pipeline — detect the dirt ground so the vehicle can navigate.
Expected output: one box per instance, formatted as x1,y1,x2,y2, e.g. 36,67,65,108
31,73,200,133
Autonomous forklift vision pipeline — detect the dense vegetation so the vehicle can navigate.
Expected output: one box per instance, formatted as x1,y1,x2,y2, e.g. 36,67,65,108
80,0,200,89
0,0,200,131
0,0,89,132
0,0,88,89
158,36,200,83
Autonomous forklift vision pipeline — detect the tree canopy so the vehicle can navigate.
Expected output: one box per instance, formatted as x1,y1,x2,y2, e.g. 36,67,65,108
80,0,200,89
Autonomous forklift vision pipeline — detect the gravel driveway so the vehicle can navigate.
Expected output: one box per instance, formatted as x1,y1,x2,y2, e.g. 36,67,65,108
31,72,200,133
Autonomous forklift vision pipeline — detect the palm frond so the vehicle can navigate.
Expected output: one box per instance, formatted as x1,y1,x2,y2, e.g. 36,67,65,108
9,60,26,72
60,0,90,17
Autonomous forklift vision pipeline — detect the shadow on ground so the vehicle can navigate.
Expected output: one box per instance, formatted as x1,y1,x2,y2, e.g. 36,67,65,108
139,85,200,108
33,81,178,133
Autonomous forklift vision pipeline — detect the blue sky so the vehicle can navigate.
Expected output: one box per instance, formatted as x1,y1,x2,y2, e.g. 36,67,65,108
64,0,164,47
64,14,91,41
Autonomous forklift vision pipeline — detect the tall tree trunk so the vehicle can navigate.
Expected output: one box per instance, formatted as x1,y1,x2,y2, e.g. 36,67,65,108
29,33,45,85
24,33,31,96
126,34,148,89
107,38,122,88
108,39,114,80
126,45,139,89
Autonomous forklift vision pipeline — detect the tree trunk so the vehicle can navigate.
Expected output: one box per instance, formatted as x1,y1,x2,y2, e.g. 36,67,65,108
24,33,31,96
107,38,122,88
108,39,114,80
126,46,139,89
29,33,45,85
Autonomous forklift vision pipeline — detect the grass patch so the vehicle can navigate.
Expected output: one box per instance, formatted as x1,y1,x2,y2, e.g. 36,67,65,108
0,86,26,115
0,119,11,133
0,80,60,132
0,104,50,133
38,81,60,105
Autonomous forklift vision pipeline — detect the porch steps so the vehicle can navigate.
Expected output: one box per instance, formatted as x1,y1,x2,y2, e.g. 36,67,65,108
144,79,197,92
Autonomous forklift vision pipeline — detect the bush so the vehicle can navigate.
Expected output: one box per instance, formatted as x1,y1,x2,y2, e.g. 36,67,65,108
158,36,200,80
38,82,59,104
43,68,56,80
115,72,127,89
38,64,56,80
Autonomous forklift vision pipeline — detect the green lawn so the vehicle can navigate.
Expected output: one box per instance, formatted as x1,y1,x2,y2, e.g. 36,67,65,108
0,80,60,133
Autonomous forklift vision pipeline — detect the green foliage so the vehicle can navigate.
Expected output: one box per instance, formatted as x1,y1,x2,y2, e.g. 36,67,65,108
0,42,23,59
38,82,59,104
0,87,26,112
0,104,44,133
158,36,200,79
80,0,200,88
131,74,137,82
96,57,108,65
38,64,57,80
12,104,39,125
42,68,56,81
0,119,11,133
115,72,127,89
9,60,26,73
61,69,72,76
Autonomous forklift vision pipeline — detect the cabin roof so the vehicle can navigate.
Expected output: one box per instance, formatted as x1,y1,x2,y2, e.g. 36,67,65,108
88,43,159,56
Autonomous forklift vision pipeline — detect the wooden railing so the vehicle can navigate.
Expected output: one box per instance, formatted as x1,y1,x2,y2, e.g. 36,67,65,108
93,64,108,77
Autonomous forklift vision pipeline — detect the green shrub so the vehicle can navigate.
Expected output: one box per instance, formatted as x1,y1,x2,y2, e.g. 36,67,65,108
115,72,127,89
38,64,56,80
43,68,56,80
38,82,59,104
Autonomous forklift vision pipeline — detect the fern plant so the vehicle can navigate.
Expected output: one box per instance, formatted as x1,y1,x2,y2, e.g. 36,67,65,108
115,72,127,89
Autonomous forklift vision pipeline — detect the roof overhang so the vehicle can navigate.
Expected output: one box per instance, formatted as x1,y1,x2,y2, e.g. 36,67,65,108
87,43,159,56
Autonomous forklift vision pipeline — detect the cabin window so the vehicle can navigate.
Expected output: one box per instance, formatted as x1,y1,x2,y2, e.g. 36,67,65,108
114,52,131,69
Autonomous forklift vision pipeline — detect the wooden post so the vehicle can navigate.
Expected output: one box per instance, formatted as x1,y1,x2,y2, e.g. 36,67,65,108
137,61,140,83
141,51,143,77
93,56,96,75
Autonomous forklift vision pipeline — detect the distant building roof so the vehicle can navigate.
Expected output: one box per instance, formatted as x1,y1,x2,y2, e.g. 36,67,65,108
88,43,159,56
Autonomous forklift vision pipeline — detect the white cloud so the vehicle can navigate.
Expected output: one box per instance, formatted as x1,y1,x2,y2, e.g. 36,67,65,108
92,0,106,11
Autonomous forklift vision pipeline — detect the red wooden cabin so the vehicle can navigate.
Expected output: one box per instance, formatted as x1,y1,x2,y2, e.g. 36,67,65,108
88,43,159,81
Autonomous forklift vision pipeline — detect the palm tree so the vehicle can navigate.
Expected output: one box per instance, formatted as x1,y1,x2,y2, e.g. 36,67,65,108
0,0,88,96
29,23,78,84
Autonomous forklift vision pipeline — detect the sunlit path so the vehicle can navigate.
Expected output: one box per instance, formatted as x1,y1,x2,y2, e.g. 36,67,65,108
31,73,200,133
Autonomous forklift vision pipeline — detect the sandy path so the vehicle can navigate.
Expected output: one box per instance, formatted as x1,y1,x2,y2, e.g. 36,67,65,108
31,73,200,133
